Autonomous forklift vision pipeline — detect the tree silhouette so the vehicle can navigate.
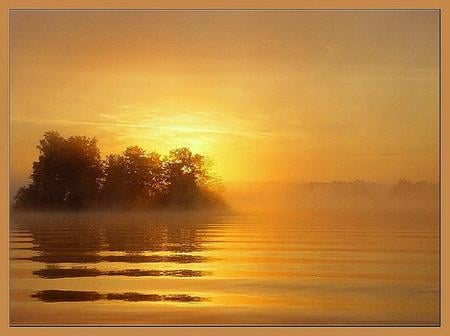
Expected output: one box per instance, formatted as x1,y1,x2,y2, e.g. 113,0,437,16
99,154,129,207
163,147,221,208
15,131,102,209
15,131,225,210
100,146,165,208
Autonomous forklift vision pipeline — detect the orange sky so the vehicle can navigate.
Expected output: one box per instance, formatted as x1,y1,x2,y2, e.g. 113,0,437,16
10,10,439,190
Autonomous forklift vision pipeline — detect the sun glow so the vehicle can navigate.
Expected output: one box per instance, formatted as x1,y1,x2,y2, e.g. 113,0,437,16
10,10,439,191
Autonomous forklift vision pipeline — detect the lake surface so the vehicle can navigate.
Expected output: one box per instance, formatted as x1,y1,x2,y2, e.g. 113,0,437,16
10,209,439,325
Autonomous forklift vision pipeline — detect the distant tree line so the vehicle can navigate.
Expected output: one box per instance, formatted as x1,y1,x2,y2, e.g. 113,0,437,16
15,131,225,210
389,178,438,199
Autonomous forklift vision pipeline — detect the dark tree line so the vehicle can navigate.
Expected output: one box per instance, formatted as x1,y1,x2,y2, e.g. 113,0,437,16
15,131,225,210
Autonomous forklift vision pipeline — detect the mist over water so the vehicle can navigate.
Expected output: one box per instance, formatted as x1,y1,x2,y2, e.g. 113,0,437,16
10,182,439,325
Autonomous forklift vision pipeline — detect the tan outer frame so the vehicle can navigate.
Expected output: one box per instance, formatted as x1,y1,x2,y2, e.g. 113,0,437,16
0,1,447,335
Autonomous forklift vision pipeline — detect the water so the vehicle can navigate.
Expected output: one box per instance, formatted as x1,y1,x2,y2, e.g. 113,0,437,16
9,209,439,325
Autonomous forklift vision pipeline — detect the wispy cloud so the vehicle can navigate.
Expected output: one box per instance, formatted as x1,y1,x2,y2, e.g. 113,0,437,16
11,116,301,141
351,152,403,157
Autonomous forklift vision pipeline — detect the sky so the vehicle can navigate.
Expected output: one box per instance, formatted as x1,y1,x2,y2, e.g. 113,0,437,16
10,10,439,190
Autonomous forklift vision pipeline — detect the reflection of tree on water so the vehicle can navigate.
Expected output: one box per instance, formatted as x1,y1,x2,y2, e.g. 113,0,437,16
11,214,215,302
104,221,205,253
15,215,211,260
12,213,212,263
34,267,208,279
32,290,207,303
16,219,103,255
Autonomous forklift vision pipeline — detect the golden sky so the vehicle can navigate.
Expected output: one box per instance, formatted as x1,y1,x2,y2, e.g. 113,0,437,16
10,10,439,189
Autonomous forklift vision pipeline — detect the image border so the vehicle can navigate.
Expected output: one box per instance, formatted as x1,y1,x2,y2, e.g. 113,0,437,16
0,1,448,336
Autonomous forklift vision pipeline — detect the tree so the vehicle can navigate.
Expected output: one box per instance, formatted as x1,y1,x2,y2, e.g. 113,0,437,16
62,135,103,207
163,147,223,208
15,131,225,210
99,146,165,208
15,131,102,209
98,154,129,206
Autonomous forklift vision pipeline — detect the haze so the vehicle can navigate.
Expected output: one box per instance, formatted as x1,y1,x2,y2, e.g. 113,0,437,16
10,10,439,191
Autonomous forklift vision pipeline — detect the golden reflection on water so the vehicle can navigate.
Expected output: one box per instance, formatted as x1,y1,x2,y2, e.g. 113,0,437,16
10,210,438,325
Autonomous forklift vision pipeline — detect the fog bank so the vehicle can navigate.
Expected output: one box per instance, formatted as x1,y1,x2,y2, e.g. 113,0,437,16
225,180,438,215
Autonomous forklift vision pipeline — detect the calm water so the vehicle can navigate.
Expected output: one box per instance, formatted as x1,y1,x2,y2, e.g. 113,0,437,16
10,209,439,325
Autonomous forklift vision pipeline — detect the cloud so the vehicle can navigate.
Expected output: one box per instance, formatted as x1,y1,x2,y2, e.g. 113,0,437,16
11,115,301,141
351,152,403,157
